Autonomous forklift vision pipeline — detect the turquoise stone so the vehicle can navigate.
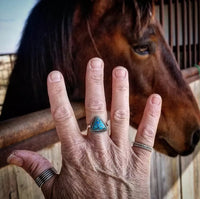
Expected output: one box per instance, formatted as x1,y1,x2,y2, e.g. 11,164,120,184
90,116,107,133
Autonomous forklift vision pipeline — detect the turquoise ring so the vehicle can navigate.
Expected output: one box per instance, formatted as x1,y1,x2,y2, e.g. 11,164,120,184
88,116,108,133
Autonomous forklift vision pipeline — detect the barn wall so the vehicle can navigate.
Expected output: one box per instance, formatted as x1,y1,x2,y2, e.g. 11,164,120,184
151,79,200,199
181,80,200,199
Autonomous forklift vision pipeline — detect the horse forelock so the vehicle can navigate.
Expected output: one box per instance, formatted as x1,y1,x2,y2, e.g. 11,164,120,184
122,0,154,37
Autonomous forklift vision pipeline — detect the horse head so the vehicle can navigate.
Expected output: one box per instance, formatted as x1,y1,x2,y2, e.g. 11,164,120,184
1,0,200,156
71,0,200,156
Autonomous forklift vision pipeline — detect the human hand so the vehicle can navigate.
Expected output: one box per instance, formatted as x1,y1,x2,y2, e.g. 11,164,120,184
7,58,162,199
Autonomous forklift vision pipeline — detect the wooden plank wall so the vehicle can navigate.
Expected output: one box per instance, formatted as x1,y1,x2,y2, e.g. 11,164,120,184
0,80,200,199
151,80,200,199
181,80,200,199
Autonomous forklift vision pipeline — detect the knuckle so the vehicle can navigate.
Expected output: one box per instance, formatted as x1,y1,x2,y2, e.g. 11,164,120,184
113,109,129,122
140,127,155,140
115,85,128,92
51,84,63,96
87,98,105,111
148,107,160,119
26,158,41,175
90,72,103,85
53,106,72,123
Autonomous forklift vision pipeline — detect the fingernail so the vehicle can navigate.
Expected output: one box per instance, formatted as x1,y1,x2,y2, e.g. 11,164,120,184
115,68,126,80
7,154,23,167
49,71,61,82
90,59,102,70
151,95,161,105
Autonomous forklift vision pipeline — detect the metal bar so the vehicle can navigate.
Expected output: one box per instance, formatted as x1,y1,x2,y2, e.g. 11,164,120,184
193,0,197,65
182,66,199,79
160,0,164,26
0,102,85,149
0,53,15,56
169,0,173,49
182,0,187,69
188,0,192,67
175,0,180,66
184,74,200,83
0,129,58,169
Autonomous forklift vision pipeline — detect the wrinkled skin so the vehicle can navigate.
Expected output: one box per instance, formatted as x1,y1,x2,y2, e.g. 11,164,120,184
52,141,150,199
7,58,162,198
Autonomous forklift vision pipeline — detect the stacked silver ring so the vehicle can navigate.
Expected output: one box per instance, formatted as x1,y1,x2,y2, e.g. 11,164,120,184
35,168,57,187
133,142,153,152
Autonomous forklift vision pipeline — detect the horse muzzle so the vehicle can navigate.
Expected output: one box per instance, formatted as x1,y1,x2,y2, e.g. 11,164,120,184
182,128,200,155
156,128,200,157
191,129,200,146
179,129,200,156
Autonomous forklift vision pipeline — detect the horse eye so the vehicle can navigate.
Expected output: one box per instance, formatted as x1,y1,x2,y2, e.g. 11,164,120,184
133,45,150,55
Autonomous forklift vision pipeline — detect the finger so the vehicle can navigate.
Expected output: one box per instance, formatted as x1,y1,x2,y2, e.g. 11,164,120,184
111,67,130,148
85,58,108,149
47,71,84,148
7,150,56,197
133,94,162,159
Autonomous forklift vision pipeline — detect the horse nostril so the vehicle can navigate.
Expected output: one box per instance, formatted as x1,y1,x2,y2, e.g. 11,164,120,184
192,130,200,146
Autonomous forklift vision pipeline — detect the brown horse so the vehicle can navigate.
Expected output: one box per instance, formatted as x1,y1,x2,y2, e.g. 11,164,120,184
1,0,200,156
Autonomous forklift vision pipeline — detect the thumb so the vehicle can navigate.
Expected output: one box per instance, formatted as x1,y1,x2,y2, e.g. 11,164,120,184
7,150,57,195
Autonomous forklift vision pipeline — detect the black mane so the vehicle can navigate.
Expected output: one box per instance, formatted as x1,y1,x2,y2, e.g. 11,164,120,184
0,0,79,120
17,0,78,94
0,0,154,120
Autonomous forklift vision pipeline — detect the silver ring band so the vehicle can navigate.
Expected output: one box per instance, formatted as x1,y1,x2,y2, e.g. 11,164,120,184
133,142,153,152
35,168,57,188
